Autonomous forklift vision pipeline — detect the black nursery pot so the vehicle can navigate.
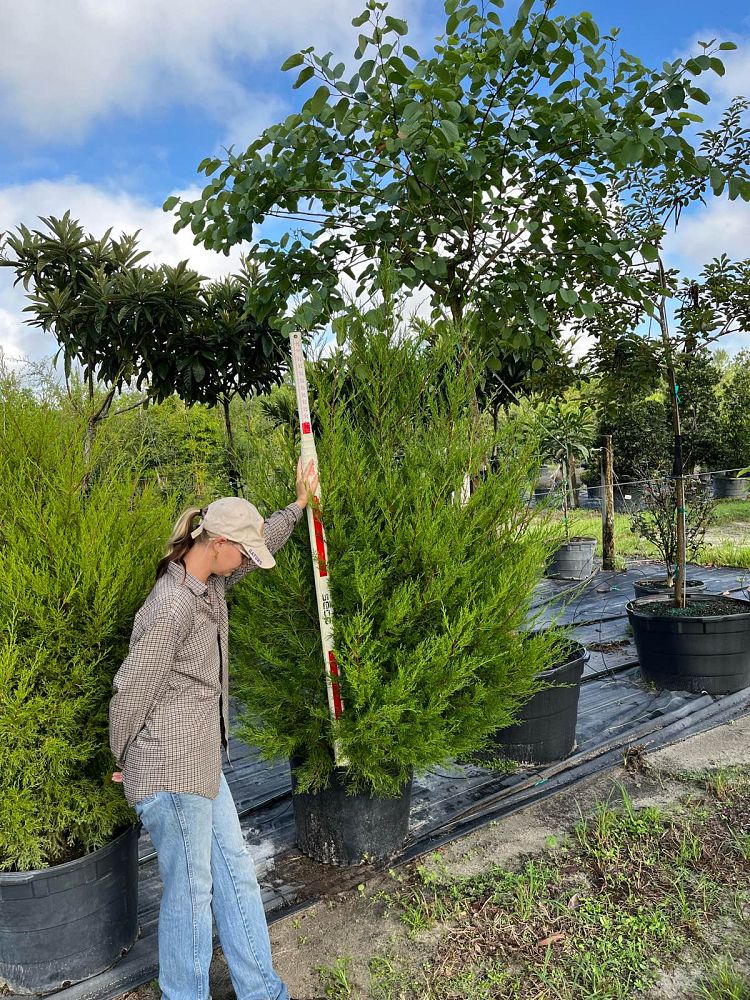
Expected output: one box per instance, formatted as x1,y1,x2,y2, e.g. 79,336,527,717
712,475,750,500
0,822,140,994
546,537,596,581
290,758,413,866
487,642,588,765
627,594,750,695
633,578,706,599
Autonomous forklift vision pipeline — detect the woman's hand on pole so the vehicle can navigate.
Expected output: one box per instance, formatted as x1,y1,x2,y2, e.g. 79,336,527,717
295,456,319,508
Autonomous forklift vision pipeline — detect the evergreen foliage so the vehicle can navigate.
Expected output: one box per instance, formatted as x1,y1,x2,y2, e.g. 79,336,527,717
716,350,750,472
229,317,565,797
0,378,176,871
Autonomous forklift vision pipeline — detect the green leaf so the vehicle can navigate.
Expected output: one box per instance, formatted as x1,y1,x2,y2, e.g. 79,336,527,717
709,166,725,195
385,16,408,36
162,196,179,212
558,287,578,305
578,18,599,45
641,243,659,263
403,44,420,61
709,57,726,77
306,85,330,115
718,41,737,51
293,65,315,89
440,119,460,144
663,84,686,110
281,52,304,71
351,10,369,27
620,139,644,164
532,357,544,371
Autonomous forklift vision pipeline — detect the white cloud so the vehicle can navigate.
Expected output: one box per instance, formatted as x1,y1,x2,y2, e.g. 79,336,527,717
0,0,432,143
0,178,247,363
672,30,750,128
662,195,750,272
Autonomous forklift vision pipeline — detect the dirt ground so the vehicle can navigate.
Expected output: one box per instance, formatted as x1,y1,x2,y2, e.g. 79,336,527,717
115,712,750,1000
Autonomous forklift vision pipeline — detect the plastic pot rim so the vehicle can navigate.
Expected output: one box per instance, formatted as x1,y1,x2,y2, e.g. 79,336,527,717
626,593,750,624
0,821,138,882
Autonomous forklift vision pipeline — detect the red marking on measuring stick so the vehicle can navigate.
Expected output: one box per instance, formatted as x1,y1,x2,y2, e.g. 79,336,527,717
289,332,346,765
328,652,343,717
312,504,328,577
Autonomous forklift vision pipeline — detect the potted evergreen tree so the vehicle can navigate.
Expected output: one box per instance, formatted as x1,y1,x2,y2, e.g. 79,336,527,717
230,318,566,865
629,472,714,598
0,380,176,992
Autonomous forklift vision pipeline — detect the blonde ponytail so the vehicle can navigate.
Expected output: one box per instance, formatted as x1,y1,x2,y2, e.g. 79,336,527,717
155,506,204,580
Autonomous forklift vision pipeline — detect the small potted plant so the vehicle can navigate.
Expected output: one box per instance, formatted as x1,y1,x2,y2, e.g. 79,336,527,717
230,318,564,866
629,472,714,598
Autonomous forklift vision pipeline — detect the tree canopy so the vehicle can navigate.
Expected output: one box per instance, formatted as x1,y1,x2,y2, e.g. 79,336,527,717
169,0,746,373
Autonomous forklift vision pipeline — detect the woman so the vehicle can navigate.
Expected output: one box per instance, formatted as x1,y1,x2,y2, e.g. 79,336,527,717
109,457,320,1000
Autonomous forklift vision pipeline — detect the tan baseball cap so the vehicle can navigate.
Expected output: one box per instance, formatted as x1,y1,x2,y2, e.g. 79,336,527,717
190,497,276,569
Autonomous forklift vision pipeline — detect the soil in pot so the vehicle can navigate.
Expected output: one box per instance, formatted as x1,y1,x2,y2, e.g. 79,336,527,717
290,760,413,866
0,822,140,993
546,537,596,581
633,578,706,599
627,594,750,695
481,641,588,765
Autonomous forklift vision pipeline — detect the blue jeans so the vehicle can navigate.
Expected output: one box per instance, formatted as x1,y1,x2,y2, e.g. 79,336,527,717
134,773,290,1000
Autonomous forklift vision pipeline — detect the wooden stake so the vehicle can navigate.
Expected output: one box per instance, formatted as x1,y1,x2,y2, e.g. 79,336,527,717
602,435,616,571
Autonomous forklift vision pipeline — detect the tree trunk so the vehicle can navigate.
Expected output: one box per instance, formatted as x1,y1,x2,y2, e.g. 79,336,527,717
222,395,240,496
657,256,686,608
601,435,616,571
567,449,578,509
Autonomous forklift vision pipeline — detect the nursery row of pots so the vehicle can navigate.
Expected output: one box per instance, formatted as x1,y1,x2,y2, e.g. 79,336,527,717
6,594,750,993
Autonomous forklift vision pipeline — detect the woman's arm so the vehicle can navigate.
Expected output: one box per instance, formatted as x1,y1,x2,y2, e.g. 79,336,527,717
108,599,192,768
225,458,318,589
224,502,304,589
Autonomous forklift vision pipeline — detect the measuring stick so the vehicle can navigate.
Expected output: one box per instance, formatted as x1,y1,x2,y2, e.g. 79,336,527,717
289,332,347,766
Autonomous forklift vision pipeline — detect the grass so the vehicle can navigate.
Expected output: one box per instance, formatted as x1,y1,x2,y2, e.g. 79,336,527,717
365,768,750,999
317,956,355,998
556,500,750,571
695,957,750,999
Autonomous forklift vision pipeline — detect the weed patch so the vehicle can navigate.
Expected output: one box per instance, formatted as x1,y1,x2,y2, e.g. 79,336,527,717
371,772,750,999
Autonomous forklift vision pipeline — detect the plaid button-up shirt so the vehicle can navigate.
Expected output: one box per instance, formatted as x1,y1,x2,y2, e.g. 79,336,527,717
109,502,303,807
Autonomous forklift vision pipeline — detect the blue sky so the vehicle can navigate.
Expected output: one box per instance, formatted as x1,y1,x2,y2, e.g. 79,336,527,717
1,0,748,363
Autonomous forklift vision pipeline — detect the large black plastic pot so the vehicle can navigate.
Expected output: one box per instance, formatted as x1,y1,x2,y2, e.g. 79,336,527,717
291,760,413,866
0,822,140,993
633,578,706,599
712,476,749,500
627,594,750,694
485,643,588,764
546,536,596,580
